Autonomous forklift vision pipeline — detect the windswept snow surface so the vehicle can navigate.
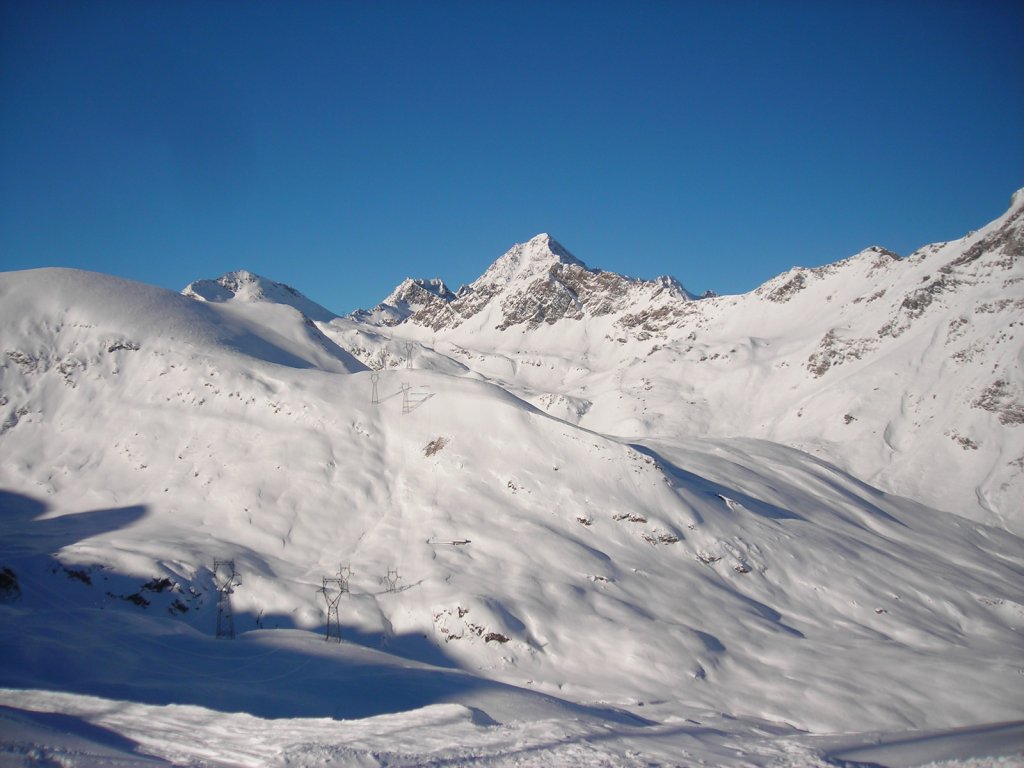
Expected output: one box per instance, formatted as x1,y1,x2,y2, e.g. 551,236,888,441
345,193,1024,535
2,200,1024,765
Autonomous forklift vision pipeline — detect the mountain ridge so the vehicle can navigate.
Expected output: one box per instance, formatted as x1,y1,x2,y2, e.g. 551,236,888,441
316,191,1023,533
171,190,1023,531
355,232,697,333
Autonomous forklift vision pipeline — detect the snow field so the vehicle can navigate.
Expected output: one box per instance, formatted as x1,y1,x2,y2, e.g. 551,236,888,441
2,194,1023,765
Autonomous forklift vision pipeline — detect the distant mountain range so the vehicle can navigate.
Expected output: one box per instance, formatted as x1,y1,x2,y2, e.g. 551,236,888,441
311,192,1024,533
176,192,1024,531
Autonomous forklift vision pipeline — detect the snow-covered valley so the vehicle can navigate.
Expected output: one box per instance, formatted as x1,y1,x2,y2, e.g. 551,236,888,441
1,192,1023,766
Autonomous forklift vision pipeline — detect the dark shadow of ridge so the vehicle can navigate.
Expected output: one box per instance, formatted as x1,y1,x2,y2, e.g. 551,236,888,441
0,489,650,728
3,606,652,724
0,705,169,763
0,489,149,558
227,605,461,670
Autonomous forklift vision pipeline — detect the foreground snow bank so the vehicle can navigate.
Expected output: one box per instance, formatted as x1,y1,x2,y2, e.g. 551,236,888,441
2,686,1022,768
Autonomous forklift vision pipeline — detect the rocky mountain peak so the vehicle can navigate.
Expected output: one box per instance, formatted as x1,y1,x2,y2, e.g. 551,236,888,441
385,277,456,307
358,234,696,335
474,233,586,289
183,269,266,303
1010,186,1024,211
355,277,457,326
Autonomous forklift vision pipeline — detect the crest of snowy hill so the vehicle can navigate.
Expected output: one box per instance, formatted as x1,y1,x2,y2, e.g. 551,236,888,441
340,193,1024,535
177,268,365,372
2,259,1024,762
0,268,365,381
184,268,338,323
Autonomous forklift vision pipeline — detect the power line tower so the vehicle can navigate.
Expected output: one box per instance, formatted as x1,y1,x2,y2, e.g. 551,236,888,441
338,564,353,593
317,577,345,642
404,342,414,369
382,567,402,593
401,384,432,415
370,371,380,405
214,560,239,639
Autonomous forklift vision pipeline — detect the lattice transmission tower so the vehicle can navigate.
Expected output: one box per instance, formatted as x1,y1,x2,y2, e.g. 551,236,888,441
214,560,239,639
338,564,353,592
382,567,402,593
318,577,346,642
401,383,412,415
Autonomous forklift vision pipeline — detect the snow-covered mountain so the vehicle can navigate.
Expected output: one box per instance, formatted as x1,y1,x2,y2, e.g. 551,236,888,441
184,268,339,323
343,194,1024,535
2,197,1023,766
377,233,696,334
353,277,458,326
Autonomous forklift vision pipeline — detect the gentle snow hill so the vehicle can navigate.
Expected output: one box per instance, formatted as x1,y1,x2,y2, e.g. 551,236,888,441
1,268,365,378
342,192,1024,534
1,261,1023,757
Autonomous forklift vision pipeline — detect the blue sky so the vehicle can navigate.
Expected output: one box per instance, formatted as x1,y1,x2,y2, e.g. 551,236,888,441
2,0,1022,313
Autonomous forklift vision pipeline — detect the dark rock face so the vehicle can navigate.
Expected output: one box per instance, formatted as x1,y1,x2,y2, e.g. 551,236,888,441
946,205,1024,272
763,271,808,303
974,379,1024,426
806,330,877,377
877,203,1024,339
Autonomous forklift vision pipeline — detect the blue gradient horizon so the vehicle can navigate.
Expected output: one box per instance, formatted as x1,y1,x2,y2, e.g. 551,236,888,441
1,0,1021,313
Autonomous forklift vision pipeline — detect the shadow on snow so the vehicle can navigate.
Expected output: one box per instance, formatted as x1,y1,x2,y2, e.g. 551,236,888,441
0,488,649,727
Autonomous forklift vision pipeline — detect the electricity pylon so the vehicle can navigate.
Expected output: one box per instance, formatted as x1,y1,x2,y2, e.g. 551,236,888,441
214,560,239,639
318,577,345,642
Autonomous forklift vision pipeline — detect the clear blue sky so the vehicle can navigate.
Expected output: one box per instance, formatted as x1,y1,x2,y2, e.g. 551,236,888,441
2,0,1022,313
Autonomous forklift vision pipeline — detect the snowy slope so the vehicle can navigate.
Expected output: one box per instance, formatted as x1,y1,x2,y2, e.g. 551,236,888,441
345,192,1024,534
2,264,1023,764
